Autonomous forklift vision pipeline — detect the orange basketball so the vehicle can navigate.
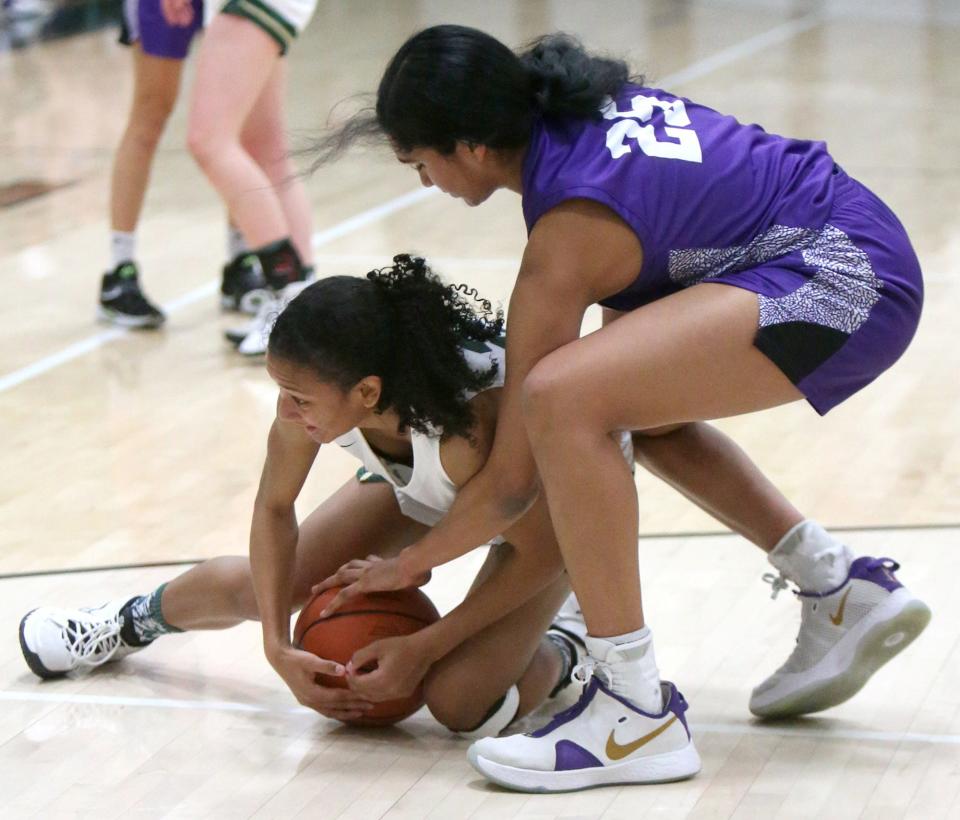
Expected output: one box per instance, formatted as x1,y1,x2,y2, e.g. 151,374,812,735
293,586,441,726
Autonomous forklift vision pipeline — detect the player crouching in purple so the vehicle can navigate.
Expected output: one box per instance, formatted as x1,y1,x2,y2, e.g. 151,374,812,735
311,25,930,792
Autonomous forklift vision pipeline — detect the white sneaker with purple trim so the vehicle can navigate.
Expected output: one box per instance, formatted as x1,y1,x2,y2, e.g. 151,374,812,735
750,556,931,719
467,677,700,793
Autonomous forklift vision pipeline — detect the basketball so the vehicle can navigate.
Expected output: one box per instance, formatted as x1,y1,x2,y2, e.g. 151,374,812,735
293,586,441,726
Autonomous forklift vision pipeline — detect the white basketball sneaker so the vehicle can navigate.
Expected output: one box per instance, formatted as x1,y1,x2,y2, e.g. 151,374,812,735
750,556,931,719
228,280,311,357
19,599,144,679
467,652,700,792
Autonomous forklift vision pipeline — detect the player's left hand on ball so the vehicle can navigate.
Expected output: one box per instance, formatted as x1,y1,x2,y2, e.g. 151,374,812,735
316,552,430,617
345,634,432,702
311,555,383,598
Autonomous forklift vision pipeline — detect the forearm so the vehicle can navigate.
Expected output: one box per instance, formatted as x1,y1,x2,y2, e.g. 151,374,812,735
249,503,299,654
417,540,564,663
400,465,537,578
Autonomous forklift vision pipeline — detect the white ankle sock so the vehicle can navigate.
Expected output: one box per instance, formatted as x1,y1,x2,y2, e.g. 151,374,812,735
769,519,854,593
110,231,136,268
227,224,248,260
586,627,663,713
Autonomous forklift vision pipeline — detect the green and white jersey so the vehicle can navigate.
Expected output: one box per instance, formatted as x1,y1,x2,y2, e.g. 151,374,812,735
335,338,506,527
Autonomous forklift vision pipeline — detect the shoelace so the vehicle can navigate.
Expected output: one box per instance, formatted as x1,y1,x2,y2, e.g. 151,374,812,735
571,657,613,687
56,615,123,669
762,572,793,599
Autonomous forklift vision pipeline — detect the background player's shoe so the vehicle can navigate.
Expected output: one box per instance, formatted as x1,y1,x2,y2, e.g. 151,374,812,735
19,599,146,679
750,556,931,719
468,676,700,793
97,262,165,328
226,280,311,356
221,252,271,315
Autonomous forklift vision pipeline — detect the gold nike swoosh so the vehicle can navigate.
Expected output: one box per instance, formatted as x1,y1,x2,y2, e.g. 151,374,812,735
830,587,852,626
605,715,678,761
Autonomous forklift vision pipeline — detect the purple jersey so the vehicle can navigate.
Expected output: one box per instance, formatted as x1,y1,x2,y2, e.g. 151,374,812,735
522,84,839,310
520,84,922,414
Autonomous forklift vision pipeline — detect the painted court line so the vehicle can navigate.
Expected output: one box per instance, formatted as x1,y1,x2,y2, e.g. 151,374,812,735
2,690,956,746
0,187,438,394
0,14,826,396
656,12,825,89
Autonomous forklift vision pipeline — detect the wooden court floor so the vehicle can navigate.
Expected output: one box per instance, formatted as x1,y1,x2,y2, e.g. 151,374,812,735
1,1,958,817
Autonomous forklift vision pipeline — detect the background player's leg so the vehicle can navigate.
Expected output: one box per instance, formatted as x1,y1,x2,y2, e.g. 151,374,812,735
186,14,287,249
99,45,183,327
110,45,183,234
239,57,313,267
109,45,183,235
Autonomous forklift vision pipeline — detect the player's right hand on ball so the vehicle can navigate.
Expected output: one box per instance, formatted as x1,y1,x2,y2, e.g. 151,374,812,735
267,644,374,721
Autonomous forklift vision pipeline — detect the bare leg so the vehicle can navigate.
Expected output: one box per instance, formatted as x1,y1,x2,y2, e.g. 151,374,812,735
524,284,803,638
601,308,803,552
631,422,802,551
239,58,314,266
423,494,574,731
160,478,427,630
186,15,289,248
110,45,184,233
423,544,570,731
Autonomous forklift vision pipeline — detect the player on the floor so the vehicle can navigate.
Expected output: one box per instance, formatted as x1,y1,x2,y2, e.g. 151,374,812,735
20,256,604,737
310,26,930,791
99,0,268,328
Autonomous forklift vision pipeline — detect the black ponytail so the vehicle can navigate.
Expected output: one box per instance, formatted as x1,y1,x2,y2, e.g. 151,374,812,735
309,25,637,165
268,255,504,438
520,33,634,119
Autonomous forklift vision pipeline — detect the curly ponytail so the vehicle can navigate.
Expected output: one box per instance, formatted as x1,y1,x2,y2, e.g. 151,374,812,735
268,255,504,438
308,25,637,165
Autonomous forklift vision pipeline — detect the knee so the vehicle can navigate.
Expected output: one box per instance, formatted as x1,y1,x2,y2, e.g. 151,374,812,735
127,94,176,148
187,119,228,170
521,358,576,440
207,556,260,619
240,131,287,176
422,668,491,732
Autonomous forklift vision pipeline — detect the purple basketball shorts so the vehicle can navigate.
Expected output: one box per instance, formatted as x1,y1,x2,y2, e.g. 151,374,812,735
711,167,923,414
119,0,203,60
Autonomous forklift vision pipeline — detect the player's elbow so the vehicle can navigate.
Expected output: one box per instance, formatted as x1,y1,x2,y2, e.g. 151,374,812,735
495,473,540,520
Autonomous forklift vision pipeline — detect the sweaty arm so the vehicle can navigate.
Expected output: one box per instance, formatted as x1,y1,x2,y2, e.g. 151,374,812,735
398,199,643,582
249,410,319,656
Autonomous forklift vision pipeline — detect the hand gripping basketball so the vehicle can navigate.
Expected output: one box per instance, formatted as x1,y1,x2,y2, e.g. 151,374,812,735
347,632,434,703
312,553,431,617
266,644,375,722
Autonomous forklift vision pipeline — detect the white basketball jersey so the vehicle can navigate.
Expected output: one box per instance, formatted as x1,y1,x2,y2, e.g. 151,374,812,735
334,339,506,526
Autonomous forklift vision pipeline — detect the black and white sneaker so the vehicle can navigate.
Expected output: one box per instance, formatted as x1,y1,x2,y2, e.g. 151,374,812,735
97,262,165,328
221,252,271,315
19,599,146,679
